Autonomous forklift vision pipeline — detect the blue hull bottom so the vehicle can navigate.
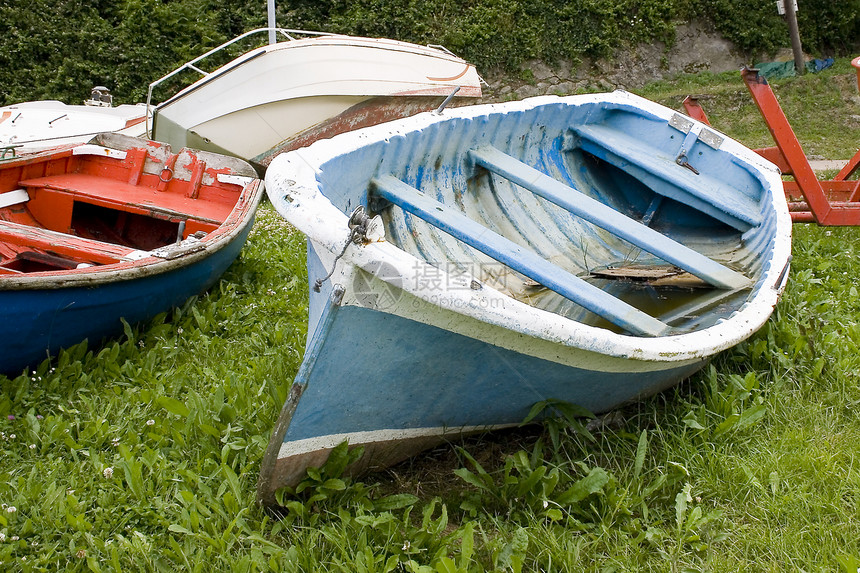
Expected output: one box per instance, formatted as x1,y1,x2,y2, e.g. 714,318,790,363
0,225,252,375
259,301,706,499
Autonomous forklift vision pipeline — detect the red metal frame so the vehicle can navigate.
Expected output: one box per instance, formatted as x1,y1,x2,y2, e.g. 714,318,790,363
853,56,860,92
683,66,860,225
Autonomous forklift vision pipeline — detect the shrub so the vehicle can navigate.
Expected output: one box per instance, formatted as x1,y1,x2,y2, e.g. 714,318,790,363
0,0,856,105
694,0,860,57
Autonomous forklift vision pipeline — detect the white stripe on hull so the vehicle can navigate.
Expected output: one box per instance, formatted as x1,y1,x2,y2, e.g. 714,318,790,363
278,424,514,460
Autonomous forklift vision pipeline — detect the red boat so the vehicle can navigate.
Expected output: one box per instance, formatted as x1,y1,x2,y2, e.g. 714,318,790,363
0,133,263,374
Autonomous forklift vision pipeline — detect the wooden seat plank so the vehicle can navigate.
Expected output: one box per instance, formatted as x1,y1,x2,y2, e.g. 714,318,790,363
0,220,137,262
18,173,229,224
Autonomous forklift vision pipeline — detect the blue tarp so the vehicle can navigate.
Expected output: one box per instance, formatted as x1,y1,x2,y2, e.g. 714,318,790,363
754,58,835,79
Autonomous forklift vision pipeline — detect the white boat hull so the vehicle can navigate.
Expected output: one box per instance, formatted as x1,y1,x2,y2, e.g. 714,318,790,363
0,101,148,156
151,35,482,167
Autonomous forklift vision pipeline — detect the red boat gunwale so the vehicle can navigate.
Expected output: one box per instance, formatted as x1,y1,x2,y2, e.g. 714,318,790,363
0,134,260,283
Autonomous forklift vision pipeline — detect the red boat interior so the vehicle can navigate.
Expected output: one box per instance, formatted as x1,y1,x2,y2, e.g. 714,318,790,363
0,136,249,276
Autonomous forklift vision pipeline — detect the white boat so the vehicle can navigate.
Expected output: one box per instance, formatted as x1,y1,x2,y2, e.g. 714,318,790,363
147,28,482,171
258,93,791,501
0,88,148,159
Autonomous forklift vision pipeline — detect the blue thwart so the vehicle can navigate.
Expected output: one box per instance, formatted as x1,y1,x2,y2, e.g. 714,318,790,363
259,92,792,502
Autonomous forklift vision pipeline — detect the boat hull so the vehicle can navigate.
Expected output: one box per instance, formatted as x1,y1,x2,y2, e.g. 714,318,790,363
0,101,148,156
260,93,791,502
151,35,481,167
251,96,470,171
259,293,706,501
0,219,252,374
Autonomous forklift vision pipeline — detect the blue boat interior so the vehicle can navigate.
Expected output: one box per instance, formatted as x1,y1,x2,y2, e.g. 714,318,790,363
314,100,778,337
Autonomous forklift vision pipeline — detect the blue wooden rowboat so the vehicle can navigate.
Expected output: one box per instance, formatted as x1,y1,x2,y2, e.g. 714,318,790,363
0,133,263,374
259,92,792,502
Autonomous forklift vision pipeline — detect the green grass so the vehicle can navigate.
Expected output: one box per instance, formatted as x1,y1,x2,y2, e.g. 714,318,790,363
636,57,860,161
2,58,860,572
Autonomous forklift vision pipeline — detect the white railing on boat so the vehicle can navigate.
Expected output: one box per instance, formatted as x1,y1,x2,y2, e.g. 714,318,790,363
145,27,338,137
145,28,473,138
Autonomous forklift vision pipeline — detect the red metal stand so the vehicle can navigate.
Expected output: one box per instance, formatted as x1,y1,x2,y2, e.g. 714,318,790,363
853,56,860,92
683,66,860,225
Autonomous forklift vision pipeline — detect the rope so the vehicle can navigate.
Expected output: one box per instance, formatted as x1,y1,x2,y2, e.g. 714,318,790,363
313,206,371,292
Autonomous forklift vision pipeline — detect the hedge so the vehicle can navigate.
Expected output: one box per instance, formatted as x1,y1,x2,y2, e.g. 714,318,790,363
0,0,856,105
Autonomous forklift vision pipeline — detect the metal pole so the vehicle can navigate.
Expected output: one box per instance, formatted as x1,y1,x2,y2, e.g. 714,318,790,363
267,0,276,45
784,0,805,75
